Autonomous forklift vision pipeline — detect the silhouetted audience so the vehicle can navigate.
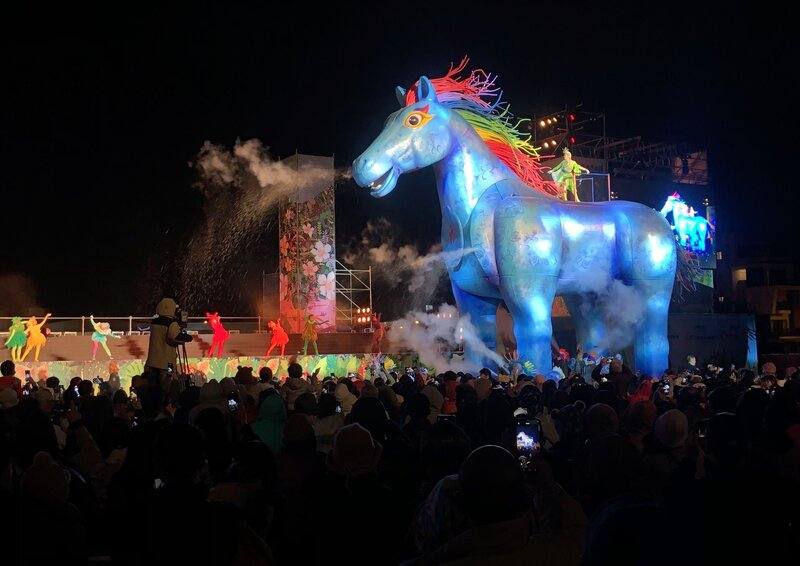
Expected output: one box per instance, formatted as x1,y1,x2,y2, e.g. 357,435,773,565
1,355,798,565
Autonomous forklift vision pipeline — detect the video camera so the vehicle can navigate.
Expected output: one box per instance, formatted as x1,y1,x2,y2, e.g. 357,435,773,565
168,306,193,345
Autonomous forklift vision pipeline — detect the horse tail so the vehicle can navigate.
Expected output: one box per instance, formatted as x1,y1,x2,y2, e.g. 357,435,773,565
674,243,700,300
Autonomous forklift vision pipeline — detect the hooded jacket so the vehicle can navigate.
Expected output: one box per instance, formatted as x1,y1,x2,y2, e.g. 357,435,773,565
252,394,287,455
145,298,182,370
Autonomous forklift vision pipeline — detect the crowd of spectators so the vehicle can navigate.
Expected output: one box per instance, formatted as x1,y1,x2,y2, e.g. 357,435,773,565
1,354,799,565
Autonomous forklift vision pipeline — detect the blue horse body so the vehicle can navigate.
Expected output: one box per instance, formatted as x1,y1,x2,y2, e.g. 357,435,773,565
354,77,675,376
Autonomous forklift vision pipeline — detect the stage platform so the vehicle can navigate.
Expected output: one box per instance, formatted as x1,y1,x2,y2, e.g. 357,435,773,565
3,331,389,363
3,332,415,390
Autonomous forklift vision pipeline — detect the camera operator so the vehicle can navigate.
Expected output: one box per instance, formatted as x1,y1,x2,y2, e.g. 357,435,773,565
142,297,192,417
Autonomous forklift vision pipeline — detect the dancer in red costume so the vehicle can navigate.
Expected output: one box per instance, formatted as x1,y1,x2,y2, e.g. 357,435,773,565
205,312,230,358
266,320,289,357
370,313,386,353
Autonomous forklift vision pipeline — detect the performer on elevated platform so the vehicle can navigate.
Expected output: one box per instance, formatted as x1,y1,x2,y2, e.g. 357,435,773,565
302,314,327,356
549,148,590,202
21,313,51,362
371,313,386,354
5,317,27,362
266,319,289,357
89,315,120,359
205,312,230,358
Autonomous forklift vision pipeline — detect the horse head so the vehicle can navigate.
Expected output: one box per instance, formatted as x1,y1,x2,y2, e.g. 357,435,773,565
352,76,454,197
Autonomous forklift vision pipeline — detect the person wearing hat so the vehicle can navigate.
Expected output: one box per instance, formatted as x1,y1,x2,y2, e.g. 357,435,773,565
327,422,379,472
643,409,690,489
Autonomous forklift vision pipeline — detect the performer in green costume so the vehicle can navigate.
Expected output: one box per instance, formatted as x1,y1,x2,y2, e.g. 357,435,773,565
549,148,590,202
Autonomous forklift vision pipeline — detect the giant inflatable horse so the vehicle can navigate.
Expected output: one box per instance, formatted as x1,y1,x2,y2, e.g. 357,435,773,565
353,61,677,377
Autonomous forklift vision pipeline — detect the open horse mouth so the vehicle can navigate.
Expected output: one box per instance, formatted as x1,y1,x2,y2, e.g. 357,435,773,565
367,167,398,197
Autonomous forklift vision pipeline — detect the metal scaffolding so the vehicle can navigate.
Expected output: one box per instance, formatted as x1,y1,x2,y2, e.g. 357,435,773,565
334,260,373,331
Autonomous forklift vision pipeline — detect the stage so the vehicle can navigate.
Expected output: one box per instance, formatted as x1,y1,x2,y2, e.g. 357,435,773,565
4,332,417,390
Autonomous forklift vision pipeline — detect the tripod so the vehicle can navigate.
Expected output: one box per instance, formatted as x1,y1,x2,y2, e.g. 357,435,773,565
176,341,190,377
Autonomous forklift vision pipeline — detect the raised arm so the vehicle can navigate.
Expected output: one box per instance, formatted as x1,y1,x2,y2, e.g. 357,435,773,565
38,313,52,329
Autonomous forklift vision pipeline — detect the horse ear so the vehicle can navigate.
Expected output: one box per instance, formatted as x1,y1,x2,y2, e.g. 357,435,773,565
416,76,437,103
395,86,407,107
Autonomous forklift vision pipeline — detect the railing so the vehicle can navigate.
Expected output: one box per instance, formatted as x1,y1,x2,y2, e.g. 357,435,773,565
577,173,612,202
0,316,264,336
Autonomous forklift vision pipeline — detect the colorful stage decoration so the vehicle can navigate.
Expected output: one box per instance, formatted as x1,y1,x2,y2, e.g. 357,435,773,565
5,317,27,362
21,313,51,362
12,354,420,394
549,148,590,202
266,319,289,357
353,58,677,376
278,154,336,333
204,311,230,357
660,192,713,252
89,315,120,360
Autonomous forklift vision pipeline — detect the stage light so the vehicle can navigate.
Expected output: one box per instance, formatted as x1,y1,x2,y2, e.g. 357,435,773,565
415,320,420,324
551,140,557,146
569,114,576,121
569,136,576,144
366,307,370,313
543,142,550,148
546,118,552,125
539,120,546,128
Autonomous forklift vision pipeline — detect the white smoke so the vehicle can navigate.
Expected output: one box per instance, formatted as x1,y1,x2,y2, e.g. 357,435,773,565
181,139,349,309
388,304,505,372
343,218,473,302
564,264,647,353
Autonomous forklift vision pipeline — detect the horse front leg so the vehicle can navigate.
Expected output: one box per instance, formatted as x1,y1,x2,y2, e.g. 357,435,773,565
501,277,557,375
452,284,501,369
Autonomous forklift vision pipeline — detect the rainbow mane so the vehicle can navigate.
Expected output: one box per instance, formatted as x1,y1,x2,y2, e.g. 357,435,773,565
404,57,561,197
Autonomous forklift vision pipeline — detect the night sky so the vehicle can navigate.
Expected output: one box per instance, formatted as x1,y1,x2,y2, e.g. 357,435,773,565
1,4,790,315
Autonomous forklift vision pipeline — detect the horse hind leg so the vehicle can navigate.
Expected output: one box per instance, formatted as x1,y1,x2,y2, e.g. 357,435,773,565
633,280,672,378
564,294,607,355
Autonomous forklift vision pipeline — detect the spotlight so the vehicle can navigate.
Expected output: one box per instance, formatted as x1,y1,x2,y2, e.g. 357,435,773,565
546,118,552,125
539,120,546,128
569,114,576,121
543,142,550,148
415,320,420,324
569,136,576,144
551,140,557,146
366,307,370,313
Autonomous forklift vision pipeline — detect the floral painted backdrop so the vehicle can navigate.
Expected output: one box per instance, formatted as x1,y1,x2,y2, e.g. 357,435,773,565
278,156,336,333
